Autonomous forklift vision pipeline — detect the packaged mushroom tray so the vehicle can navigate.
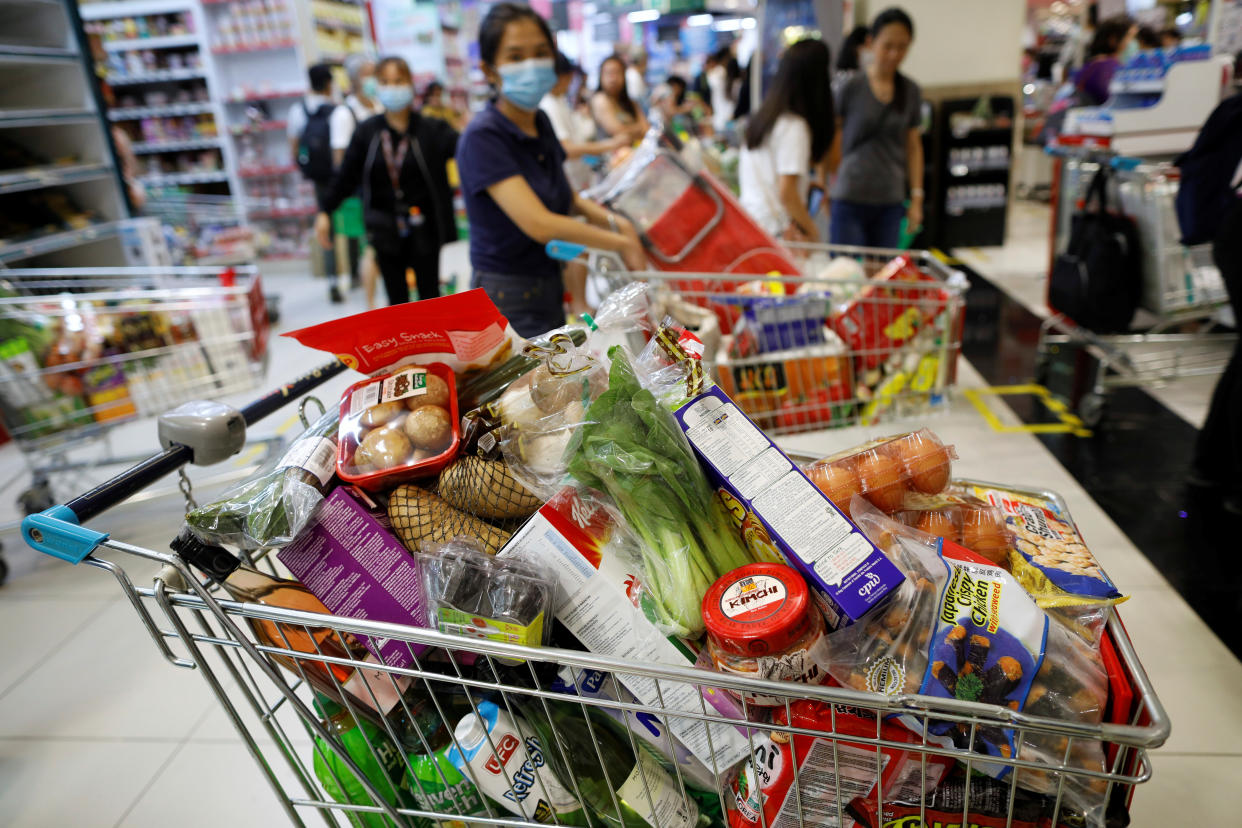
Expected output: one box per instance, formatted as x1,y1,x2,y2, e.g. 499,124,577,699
337,363,460,490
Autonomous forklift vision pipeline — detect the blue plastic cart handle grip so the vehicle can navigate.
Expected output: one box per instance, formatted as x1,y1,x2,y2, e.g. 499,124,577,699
1110,155,1141,171
546,240,585,262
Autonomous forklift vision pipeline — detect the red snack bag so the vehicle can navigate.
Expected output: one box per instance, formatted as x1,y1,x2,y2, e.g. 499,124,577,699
283,289,521,377
830,256,951,371
727,701,953,828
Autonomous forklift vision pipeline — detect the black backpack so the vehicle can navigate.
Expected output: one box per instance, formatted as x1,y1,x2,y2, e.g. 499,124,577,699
1048,167,1142,333
296,102,336,182
1174,94,1242,245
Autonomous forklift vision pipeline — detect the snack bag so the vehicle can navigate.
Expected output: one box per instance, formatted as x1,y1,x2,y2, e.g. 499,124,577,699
829,499,1111,827
727,702,953,828
965,483,1124,606
283,289,521,378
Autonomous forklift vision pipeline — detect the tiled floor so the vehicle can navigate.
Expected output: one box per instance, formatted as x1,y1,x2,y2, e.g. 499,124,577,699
1,225,1239,825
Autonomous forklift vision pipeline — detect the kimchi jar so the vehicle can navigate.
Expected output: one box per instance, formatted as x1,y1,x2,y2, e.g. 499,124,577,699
702,563,831,706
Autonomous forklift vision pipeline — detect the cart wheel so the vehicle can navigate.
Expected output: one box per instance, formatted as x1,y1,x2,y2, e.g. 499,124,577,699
264,293,281,326
1079,392,1107,429
18,478,54,516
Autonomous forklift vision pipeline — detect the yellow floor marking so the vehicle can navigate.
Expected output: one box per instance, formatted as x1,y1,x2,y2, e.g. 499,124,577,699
964,384,1093,438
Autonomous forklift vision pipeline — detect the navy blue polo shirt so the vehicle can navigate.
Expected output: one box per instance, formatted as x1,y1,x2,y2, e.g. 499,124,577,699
458,101,573,280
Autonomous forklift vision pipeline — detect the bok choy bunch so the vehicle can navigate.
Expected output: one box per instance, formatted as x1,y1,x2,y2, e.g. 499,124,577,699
565,346,755,637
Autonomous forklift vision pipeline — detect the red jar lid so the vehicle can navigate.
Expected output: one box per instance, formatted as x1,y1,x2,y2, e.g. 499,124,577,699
702,563,814,657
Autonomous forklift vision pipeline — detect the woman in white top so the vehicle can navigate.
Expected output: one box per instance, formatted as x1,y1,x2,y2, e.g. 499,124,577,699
738,39,835,242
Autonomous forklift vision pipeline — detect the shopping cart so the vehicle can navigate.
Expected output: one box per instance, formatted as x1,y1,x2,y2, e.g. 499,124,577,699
554,240,968,436
0,265,271,519
145,193,256,266
20,367,1170,828
1040,147,1237,426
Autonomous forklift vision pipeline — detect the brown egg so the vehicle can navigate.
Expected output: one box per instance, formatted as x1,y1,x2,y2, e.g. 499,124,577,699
403,405,453,452
916,509,957,541
894,432,952,493
359,399,406,428
406,372,451,410
960,507,1010,564
356,426,412,470
856,451,909,513
809,462,862,517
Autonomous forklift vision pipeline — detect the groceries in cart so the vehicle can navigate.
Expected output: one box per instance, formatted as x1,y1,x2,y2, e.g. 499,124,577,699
158,290,1148,828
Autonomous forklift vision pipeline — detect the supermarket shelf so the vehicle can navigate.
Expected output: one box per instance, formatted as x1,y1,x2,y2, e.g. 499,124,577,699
0,220,126,264
102,34,200,52
212,39,297,55
0,108,97,126
106,68,207,85
231,119,287,135
248,205,316,220
140,170,229,186
315,17,364,35
0,161,114,195
226,89,303,104
239,165,295,178
78,0,195,21
259,251,307,260
108,101,215,120
132,137,222,155
0,45,78,60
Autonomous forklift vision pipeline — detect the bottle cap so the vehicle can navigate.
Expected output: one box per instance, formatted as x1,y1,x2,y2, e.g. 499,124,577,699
170,528,241,581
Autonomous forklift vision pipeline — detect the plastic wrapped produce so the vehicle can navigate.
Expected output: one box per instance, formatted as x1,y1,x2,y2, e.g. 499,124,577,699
185,409,338,550
827,498,1112,827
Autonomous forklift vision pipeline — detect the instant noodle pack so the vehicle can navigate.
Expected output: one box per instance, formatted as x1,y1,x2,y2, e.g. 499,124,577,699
174,287,1143,828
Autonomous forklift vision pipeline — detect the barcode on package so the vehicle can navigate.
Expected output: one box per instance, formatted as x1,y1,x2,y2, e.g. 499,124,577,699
278,437,337,485
349,383,381,417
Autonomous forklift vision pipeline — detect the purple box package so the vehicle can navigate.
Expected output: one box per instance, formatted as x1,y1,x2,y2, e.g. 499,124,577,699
278,486,429,665
674,386,904,628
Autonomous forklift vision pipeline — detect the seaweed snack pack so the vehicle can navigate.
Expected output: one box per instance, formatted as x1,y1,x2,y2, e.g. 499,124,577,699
727,701,953,828
804,429,958,519
965,483,1124,606
829,500,1111,826
186,409,339,550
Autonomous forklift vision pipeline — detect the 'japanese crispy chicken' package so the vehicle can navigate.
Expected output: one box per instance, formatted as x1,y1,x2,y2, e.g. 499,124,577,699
283,289,521,378
829,498,1112,827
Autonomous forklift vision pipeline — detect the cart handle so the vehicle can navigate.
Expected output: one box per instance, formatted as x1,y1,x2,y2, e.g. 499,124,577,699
22,359,347,564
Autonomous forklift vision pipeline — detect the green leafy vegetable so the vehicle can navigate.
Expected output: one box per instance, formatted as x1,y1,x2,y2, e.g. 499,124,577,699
565,347,754,637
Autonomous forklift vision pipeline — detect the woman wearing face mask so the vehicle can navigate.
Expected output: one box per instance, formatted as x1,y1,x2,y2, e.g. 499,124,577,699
314,56,459,306
457,3,645,337
591,54,649,143
829,7,924,249
1075,15,1138,106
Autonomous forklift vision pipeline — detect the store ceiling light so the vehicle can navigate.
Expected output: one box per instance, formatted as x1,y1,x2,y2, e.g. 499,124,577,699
628,10,661,23
714,18,743,31
688,14,714,27
741,17,756,29
1175,11,1192,25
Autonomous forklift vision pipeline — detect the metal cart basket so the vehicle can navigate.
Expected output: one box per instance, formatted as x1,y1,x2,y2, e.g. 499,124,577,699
1042,148,1236,426
21,366,1169,828
557,240,968,437
0,264,270,517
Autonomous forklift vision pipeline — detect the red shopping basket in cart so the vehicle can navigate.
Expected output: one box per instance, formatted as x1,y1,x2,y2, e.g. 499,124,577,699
599,144,802,331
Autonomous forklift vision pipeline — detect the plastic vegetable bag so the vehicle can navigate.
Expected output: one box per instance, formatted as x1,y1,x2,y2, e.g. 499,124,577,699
561,346,755,638
185,409,338,550
829,497,1111,827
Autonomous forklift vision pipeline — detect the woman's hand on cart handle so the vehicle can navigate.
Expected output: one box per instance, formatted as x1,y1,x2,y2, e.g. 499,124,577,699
314,213,332,250
616,215,647,271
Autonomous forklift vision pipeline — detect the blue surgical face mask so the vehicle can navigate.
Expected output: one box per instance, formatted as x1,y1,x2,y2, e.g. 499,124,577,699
376,83,413,112
361,76,379,100
498,57,557,111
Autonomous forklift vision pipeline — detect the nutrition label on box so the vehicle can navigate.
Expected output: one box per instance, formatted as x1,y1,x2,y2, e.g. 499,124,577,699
683,395,866,584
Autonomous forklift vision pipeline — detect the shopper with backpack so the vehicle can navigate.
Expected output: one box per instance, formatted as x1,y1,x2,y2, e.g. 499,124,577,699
288,63,356,302
314,56,459,306
1179,96,1242,514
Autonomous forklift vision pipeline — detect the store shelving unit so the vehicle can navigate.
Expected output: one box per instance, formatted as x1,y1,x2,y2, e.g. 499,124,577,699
309,0,368,64
0,0,135,266
933,95,1015,250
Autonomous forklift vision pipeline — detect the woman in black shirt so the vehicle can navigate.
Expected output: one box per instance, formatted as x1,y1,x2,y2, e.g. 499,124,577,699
315,57,458,305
